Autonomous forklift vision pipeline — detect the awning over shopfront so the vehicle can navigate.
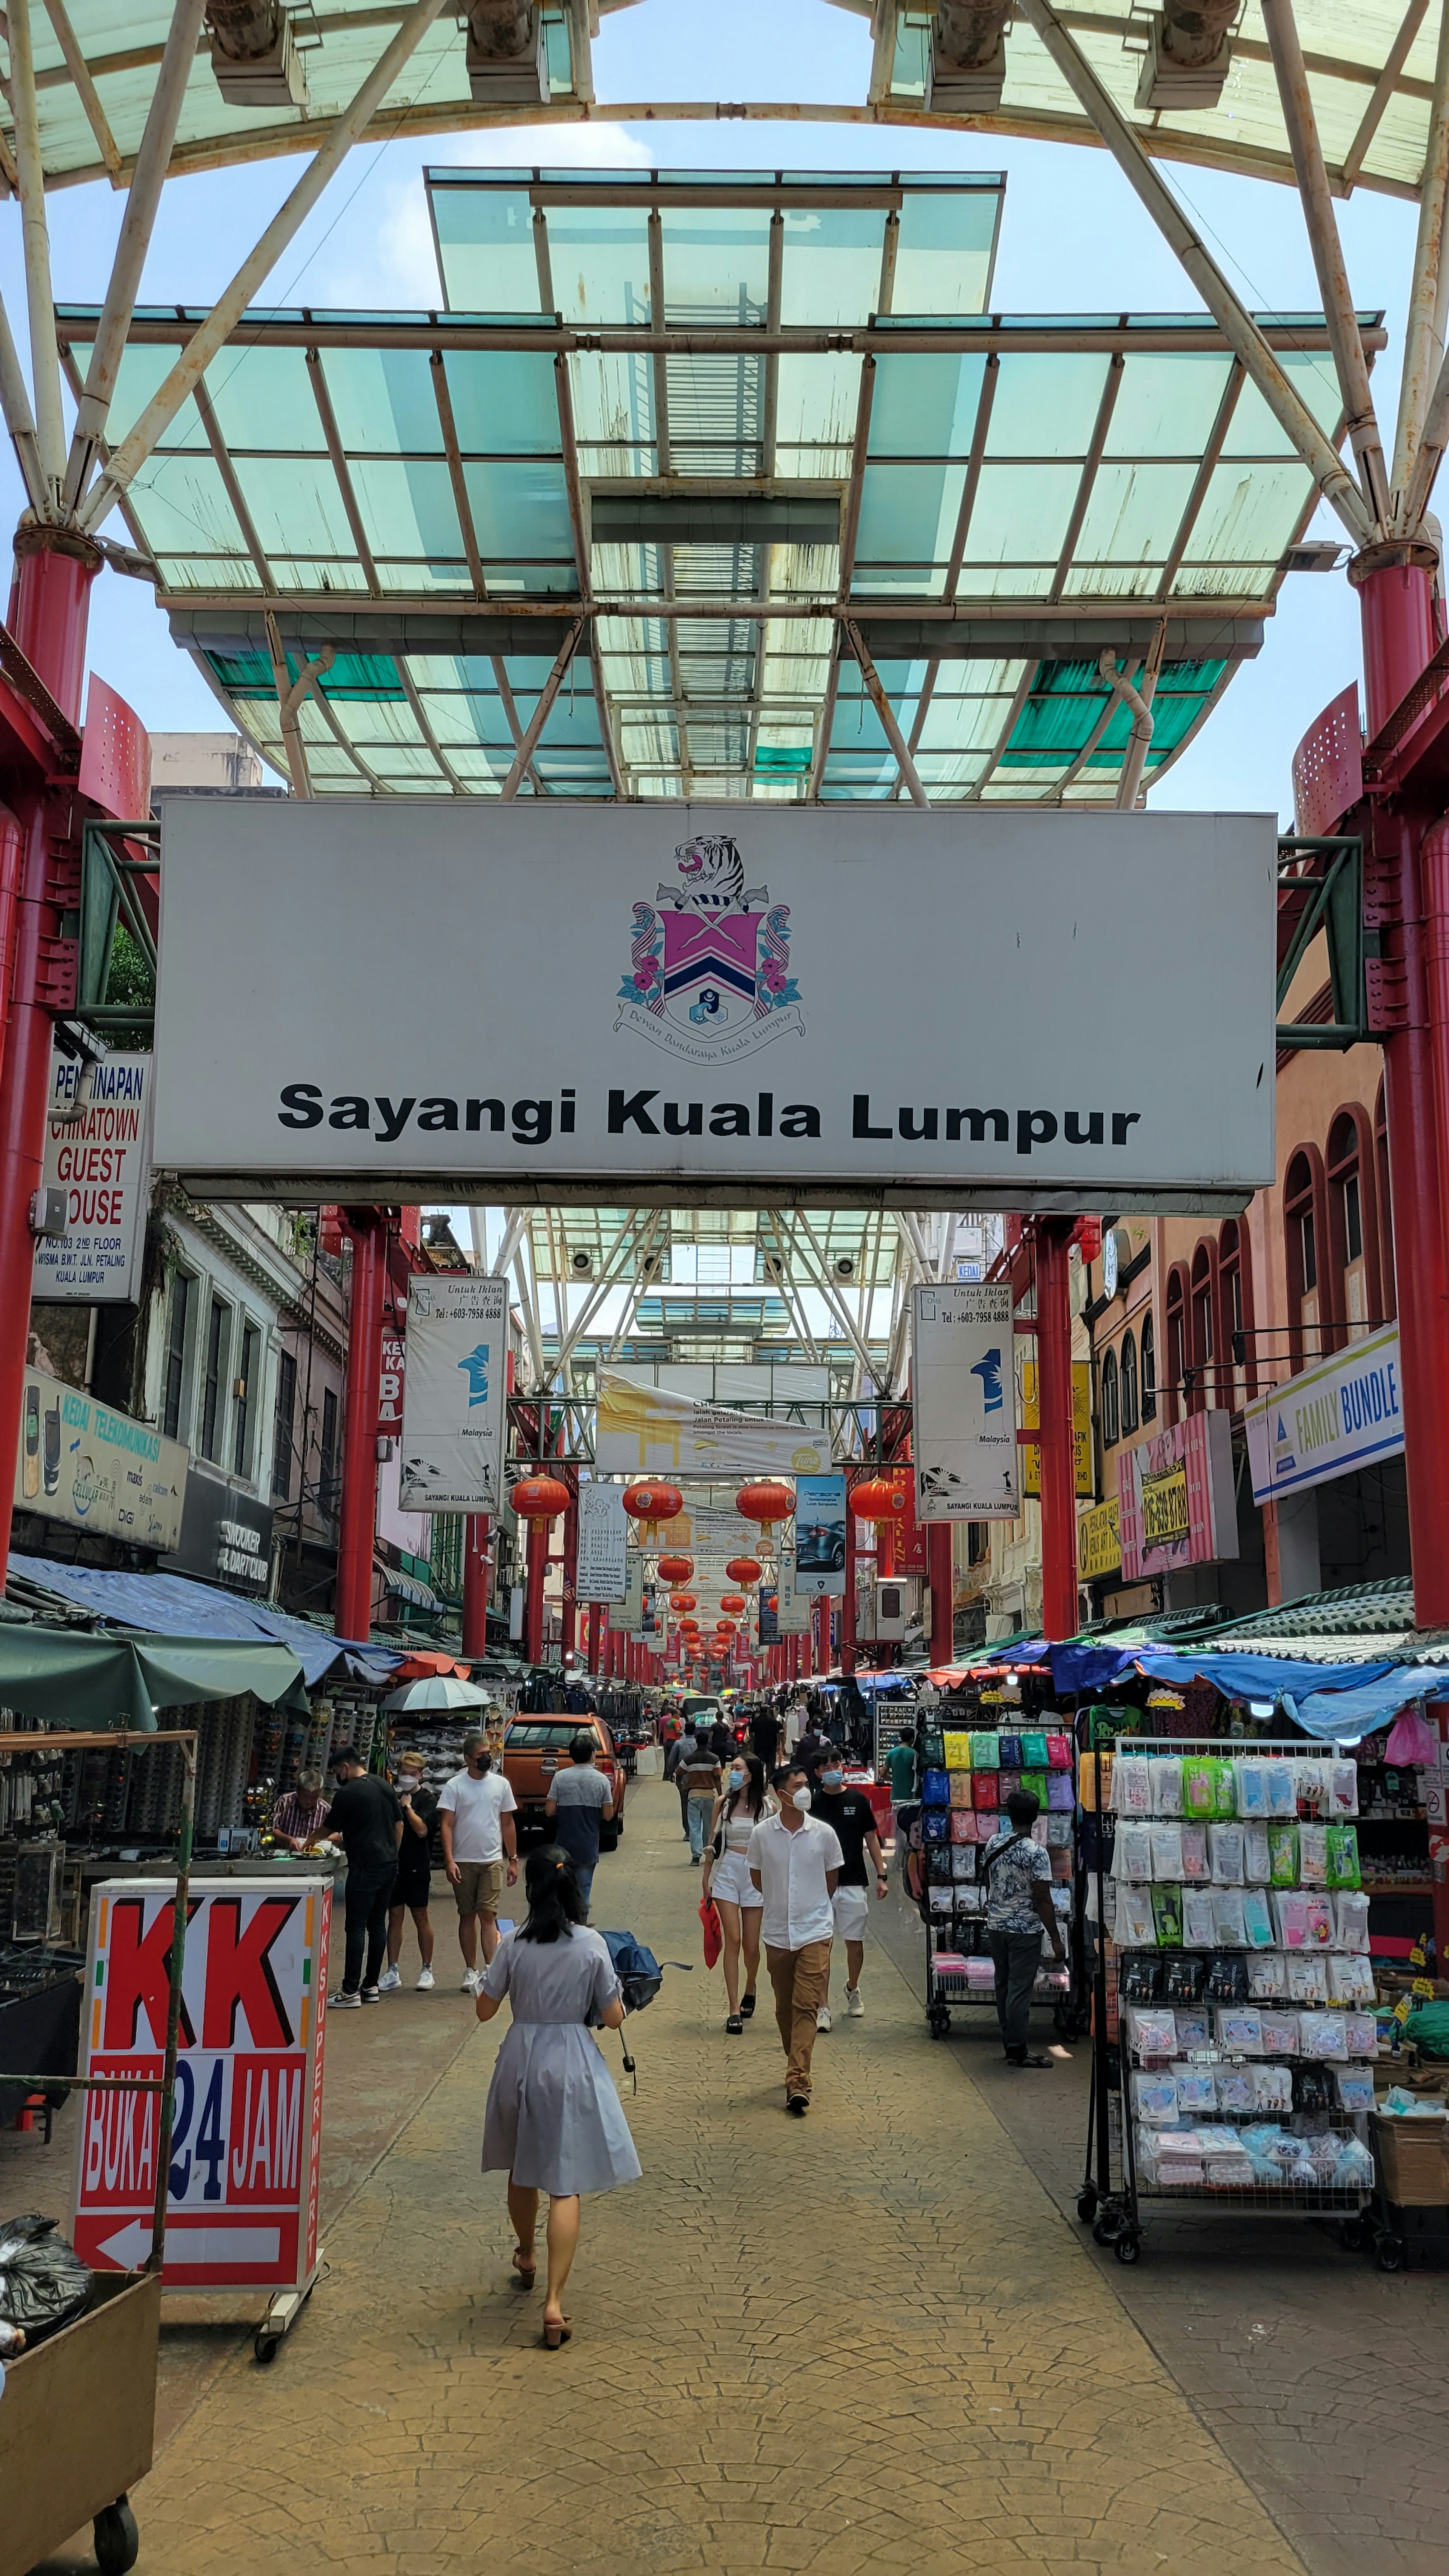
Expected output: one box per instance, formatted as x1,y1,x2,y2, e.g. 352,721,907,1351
0,1627,308,1732
6,1554,403,1687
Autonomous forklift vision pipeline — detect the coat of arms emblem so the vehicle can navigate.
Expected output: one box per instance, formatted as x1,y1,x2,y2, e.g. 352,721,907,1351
614,834,805,1062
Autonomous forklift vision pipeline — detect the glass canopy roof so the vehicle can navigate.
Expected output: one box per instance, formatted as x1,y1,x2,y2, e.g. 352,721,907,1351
11,3,1442,204
66,167,1376,802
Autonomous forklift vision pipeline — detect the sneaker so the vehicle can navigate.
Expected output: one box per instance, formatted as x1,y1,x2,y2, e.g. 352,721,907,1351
846,1987,864,2018
328,1990,361,2010
786,2094,809,2117
376,1965,401,1993
416,1966,435,1990
815,2005,832,2033
463,1969,481,1994
360,1984,381,2003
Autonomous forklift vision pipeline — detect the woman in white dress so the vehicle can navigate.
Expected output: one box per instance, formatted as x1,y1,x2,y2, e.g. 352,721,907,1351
702,1752,774,2035
475,1844,640,2348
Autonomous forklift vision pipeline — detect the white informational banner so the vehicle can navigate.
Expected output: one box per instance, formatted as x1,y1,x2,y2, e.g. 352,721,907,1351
596,1370,828,1477
1244,1325,1403,1503
614,1547,650,1636
398,1275,507,1512
14,1364,187,1549
576,1481,629,1602
793,1472,846,1595
154,803,1276,1209
34,1049,153,1303
774,1548,812,1634
74,1876,329,2295
911,1282,1020,1519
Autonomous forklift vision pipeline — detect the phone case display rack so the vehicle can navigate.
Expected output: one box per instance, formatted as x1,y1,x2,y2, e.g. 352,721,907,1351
916,1710,1083,2041
1078,1739,1378,2263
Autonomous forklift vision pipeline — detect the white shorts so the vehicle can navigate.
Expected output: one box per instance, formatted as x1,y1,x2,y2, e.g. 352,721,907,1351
832,1886,869,1943
710,1848,762,1909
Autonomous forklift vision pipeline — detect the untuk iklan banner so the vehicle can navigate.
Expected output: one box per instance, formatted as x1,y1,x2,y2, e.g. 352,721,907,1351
398,1275,507,1512
912,1283,1020,1520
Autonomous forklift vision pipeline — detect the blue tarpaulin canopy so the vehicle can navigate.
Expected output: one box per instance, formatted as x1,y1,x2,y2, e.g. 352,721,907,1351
1048,1640,1400,1706
7,1554,403,1687
1284,1664,1449,1743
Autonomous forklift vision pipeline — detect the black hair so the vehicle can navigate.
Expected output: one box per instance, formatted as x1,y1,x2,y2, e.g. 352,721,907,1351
569,1732,596,1763
772,1762,805,1793
727,1751,768,1821
1004,1788,1041,1830
331,1747,359,1770
518,1844,586,1944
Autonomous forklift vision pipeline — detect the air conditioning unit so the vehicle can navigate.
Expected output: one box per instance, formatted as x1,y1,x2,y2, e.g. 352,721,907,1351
569,1247,595,1279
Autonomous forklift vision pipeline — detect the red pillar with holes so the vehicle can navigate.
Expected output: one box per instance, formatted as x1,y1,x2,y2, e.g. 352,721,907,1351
335,1208,388,1642
1034,1218,1078,1642
462,1516,491,1659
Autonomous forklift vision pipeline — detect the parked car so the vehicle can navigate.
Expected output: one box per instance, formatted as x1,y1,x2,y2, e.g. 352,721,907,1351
503,1714,623,1841
796,1518,846,1572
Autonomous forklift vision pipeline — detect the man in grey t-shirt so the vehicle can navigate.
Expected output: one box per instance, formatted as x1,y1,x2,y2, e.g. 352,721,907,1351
544,1733,615,1914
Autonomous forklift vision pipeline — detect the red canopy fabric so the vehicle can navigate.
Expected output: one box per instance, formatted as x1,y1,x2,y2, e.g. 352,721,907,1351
392,1650,471,1682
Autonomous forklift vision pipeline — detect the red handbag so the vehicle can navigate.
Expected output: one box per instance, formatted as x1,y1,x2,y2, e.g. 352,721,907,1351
699,1895,723,1969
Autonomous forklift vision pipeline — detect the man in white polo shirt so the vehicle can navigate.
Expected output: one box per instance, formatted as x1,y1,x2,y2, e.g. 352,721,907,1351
748,1762,843,2117
437,1733,519,1993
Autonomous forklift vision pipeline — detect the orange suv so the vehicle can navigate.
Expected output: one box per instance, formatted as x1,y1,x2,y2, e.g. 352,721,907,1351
503,1713,623,1842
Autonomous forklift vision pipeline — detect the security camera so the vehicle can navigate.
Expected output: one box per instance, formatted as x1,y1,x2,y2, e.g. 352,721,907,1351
569,1248,594,1278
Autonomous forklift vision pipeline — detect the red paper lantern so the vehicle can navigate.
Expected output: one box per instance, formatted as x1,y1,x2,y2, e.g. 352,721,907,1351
851,1476,909,1525
655,1553,694,1584
669,1592,697,1612
719,1593,746,1614
724,1555,763,1585
714,1617,737,1635
622,1481,683,1535
510,1475,570,1521
766,1593,778,1612
735,1481,795,1541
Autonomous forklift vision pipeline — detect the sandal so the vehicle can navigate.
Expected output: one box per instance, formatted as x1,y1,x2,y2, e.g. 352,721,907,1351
541,2314,572,2349
740,1993,756,2019
1004,2053,1053,2069
726,2013,744,2035
512,2247,537,2289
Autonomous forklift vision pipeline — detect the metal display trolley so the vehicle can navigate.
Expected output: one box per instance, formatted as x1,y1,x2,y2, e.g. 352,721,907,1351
925,1912,1078,2041
1077,1737,1377,2265
915,1700,1086,2043
0,1727,195,2576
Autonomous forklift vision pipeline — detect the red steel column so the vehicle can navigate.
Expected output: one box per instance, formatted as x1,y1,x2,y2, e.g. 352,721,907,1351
1357,554,1449,1625
462,1515,491,1659
588,1601,602,1674
561,1481,578,1663
525,1514,547,1664
1035,1219,1078,1642
841,1480,857,1675
335,1210,386,1641
0,535,101,1578
928,1520,954,1668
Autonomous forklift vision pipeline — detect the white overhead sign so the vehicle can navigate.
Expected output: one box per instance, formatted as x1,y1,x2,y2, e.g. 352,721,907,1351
1244,1325,1404,1503
596,1370,829,1478
576,1481,628,1603
154,803,1275,1209
398,1275,507,1512
34,1049,153,1303
912,1282,1020,1519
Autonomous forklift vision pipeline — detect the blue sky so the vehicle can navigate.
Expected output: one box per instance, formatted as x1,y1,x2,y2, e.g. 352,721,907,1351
2,0,1424,823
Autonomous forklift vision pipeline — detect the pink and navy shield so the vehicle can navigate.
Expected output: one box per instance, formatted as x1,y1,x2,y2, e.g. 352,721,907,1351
660,907,761,1006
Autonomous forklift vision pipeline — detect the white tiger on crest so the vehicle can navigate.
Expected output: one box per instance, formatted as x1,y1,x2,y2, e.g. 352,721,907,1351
657,834,768,912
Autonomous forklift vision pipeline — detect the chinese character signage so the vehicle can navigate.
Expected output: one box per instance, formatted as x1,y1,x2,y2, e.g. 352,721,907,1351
1118,1411,1238,1581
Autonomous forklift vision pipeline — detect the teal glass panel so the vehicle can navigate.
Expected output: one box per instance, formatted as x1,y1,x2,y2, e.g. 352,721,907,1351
661,204,772,320
568,349,656,457
1072,461,1199,564
984,354,1111,457
348,457,461,560
461,460,574,556
125,454,247,557
891,187,1000,317
205,649,273,699
1000,662,1108,765
779,206,888,328
206,346,323,452
265,557,371,592
418,692,501,747
1105,354,1233,458
915,696,1016,753
855,461,968,561
313,655,407,703
774,352,863,461
664,352,765,471
318,347,442,453
868,353,987,457
430,183,540,313
537,686,603,746
442,349,561,454
155,555,260,591
103,343,208,449
959,462,1083,565
232,456,353,556
1221,355,1342,459
375,559,469,592
543,201,652,323
1175,458,1310,575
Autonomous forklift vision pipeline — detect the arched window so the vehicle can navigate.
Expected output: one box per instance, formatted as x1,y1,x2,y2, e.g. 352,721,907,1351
1327,1104,1380,1342
1100,1344,1120,1446
1375,1077,1395,1320
1164,1266,1189,1426
1218,1218,1255,1406
1120,1328,1138,1435
1284,1145,1329,1371
1140,1311,1157,1421
1189,1241,1214,1414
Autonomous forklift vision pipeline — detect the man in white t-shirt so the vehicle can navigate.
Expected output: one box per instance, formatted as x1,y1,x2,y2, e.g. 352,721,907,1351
437,1734,519,1992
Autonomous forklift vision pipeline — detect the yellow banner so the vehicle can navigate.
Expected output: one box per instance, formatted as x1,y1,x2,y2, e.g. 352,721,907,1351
1140,1459,1190,1546
1077,1497,1121,1580
1021,1361,1093,1499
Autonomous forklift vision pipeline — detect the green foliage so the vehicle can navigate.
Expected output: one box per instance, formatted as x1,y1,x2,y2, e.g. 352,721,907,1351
105,923,155,1012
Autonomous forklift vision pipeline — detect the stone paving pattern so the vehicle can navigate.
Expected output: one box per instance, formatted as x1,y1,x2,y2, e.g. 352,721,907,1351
68,1782,1312,2575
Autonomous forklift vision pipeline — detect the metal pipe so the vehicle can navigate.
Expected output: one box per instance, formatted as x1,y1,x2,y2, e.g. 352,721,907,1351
75,313,1373,360
1394,0,1449,523
843,615,930,807
1014,0,1375,546
62,0,207,512
1033,1218,1078,1641
1098,647,1158,809
78,0,451,531
335,1209,387,1643
0,278,49,514
1260,0,1390,528
8,0,66,500
500,618,583,799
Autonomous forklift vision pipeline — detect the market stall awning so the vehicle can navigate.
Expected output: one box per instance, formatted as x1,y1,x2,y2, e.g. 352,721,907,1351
0,1627,307,1731
7,1554,402,1686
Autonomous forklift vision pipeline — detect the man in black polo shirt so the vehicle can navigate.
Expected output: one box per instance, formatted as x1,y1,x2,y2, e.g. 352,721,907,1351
326,1748,403,2007
811,1749,888,2032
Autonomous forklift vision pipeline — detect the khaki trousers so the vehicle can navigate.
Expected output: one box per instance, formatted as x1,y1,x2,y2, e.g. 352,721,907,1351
765,1938,832,2099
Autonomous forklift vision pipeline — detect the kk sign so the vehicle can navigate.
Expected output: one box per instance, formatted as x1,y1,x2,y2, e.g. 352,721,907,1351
73,1877,329,2293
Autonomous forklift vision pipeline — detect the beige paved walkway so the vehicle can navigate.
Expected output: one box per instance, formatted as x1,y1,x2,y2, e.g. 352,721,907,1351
118,1782,1305,2575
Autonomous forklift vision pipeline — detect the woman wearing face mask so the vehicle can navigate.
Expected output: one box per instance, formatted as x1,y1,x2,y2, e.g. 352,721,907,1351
702,1751,772,2034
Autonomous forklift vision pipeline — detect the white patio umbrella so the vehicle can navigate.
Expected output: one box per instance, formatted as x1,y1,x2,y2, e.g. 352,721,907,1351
380,1675,491,1714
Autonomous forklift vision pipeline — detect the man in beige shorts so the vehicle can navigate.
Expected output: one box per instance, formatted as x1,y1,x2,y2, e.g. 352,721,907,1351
437,1733,519,1993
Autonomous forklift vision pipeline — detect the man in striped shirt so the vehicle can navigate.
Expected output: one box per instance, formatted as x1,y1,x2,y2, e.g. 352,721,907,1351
270,1772,331,1852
